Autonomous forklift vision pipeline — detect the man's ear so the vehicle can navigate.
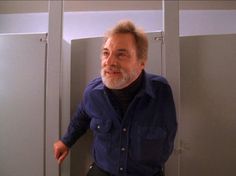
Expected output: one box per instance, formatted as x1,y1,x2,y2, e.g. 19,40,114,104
140,60,146,68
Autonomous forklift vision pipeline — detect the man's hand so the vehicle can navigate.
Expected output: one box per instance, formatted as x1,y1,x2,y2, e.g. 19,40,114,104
53,140,69,165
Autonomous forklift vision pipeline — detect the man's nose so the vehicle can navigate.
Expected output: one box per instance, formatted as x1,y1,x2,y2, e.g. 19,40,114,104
106,54,117,66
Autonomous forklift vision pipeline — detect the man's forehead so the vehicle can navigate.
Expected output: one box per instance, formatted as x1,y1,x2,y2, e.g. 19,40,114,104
103,34,135,50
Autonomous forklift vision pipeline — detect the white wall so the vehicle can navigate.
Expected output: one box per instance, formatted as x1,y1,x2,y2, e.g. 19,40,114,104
1,10,236,40
180,10,236,36
0,13,48,34
63,10,162,41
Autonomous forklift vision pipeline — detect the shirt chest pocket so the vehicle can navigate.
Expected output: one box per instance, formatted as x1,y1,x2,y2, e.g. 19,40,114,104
90,118,112,151
131,126,167,164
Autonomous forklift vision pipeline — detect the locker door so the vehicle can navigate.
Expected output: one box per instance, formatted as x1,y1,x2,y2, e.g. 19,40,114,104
180,34,236,176
0,33,47,176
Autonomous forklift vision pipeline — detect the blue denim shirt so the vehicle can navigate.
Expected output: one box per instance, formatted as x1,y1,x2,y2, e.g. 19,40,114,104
61,72,177,176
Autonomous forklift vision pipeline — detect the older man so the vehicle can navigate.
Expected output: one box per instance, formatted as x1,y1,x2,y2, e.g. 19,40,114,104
54,20,177,176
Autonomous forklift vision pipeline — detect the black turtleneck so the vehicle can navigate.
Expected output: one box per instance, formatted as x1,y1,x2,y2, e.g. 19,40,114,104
106,70,144,118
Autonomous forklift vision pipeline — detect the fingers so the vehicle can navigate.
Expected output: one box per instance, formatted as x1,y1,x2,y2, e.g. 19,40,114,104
53,143,61,160
54,148,62,160
58,150,68,165
53,140,69,165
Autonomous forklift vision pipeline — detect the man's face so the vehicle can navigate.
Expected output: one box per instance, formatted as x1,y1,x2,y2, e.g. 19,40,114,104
101,33,145,89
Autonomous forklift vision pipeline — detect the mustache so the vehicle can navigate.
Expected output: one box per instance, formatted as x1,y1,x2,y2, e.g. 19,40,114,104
102,65,122,72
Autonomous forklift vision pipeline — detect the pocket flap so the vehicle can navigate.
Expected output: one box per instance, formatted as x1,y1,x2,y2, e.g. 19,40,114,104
90,118,112,133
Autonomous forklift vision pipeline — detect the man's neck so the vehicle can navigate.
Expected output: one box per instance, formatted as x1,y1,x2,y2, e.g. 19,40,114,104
107,70,144,116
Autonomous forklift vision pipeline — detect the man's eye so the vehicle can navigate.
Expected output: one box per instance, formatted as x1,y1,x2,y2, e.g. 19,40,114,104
102,51,109,57
117,53,127,58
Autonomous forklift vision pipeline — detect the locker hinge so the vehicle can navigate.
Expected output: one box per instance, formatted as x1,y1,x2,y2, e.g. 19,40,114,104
154,32,164,44
40,34,48,43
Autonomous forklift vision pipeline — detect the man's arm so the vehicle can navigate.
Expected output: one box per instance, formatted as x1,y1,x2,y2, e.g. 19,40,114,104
53,102,91,164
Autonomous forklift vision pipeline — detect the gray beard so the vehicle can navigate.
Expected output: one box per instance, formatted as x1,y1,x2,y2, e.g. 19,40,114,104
101,69,139,89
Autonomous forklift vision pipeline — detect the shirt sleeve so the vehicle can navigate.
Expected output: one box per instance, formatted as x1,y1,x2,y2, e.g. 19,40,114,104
60,101,91,148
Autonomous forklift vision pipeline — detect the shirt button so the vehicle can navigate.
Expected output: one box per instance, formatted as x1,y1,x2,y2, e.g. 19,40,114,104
122,128,127,132
97,125,100,129
121,147,126,151
119,167,124,171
